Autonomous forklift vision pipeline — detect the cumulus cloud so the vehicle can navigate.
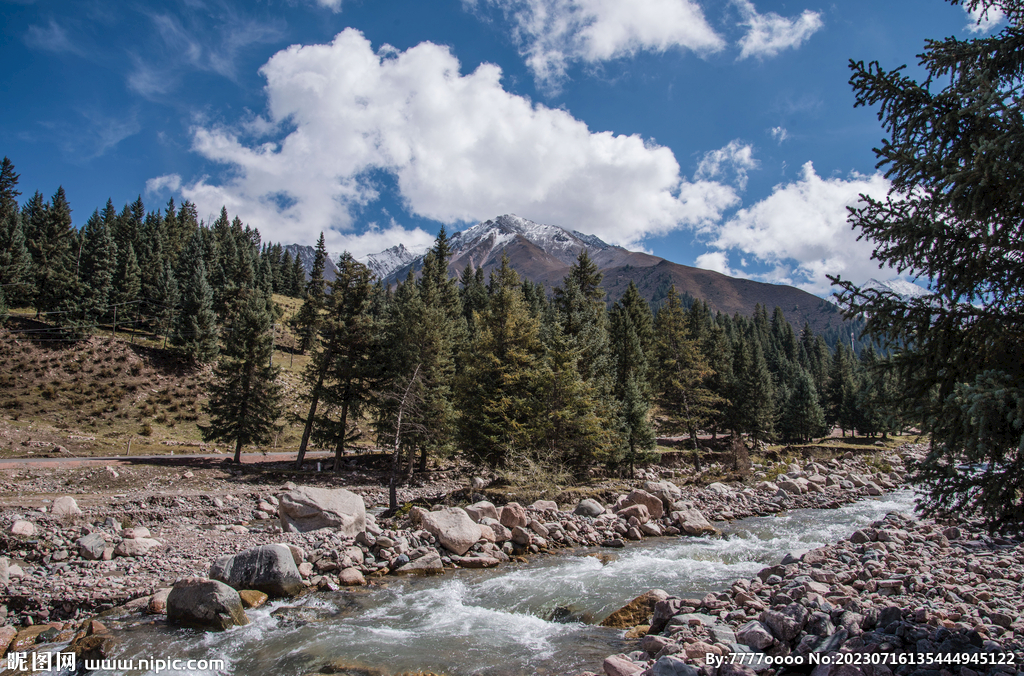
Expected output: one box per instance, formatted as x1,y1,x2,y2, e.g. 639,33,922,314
157,28,740,252
770,126,788,143
735,0,823,60
467,0,725,89
701,162,892,293
964,4,1004,33
695,140,758,190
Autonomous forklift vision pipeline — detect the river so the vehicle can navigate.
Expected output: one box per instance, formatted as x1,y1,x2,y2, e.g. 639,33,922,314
84,490,918,676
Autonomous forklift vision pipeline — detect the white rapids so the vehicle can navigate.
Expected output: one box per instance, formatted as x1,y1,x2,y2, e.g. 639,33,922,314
80,490,918,676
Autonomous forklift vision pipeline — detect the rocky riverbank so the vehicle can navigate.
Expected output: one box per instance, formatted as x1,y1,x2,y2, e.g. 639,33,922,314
0,444,924,668
588,505,1024,675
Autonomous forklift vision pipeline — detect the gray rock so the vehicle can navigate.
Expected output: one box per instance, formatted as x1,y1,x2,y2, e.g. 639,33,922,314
395,551,443,574
52,496,83,518
622,489,665,519
780,549,808,565
574,498,605,517
77,532,107,560
464,501,499,523
651,655,699,676
0,557,8,587
114,537,163,557
671,508,716,536
530,499,558,512
709,624,737,645
166,577,249,630
806,611,835,637
278,486,366,535
761,603,808,642
737,620,775,650
706,482,732,495
210,544,304,597
420,507,481,556
511,526,532,546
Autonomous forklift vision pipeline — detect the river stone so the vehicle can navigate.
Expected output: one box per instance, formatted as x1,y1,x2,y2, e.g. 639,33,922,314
487,521,511,542
651,655,700,676
617,504,651,524
210,544,304,597
278,486,365,535
465,501,499,522
600,589,669,628
706,482,732,495
52,496,83,517
603,655,644,676
78,532,108,560
395,551,443,574
123,526,151,539
420,507,480,556
574,498,605,517
761,604,807,642
499,503,529,529
114,537,163,557
530,499,558,512
780,549,808,565
147,588,172,614
511,525,532,546
622,489,665,519
458,556,500,569
167,578,249,630
10,520,35,537
736,620,775,650
0,625,16,656
776,480,802,495
671,508,716,536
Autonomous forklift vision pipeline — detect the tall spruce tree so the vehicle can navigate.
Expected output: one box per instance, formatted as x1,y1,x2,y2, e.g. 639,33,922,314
75,210,117,329
173,231,219,362
458,255,546,467
28,187,78,323
652,286,724,462
0,158,31,308
203,290,283,463
293,233,328,353
306,253,378,473
831,0,1024,529
609,282,656,475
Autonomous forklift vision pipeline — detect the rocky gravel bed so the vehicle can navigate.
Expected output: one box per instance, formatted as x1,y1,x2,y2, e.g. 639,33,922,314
0,444,925,667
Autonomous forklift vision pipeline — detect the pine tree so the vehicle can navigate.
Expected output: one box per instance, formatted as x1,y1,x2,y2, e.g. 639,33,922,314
28,187,79,322
172,231,219,362
203,291,283,463
609,281,656,475
0,158,31,307
289,253,305,297
459,263,488,338
293,233,327,353
458,255,546,467
75,210,117,329
731,334,776,443
111,242,141,332
778,364,828,442
652,286,724,463
151,261,181,342
827,342,857,436
303,252,378,473
831,0,1024,529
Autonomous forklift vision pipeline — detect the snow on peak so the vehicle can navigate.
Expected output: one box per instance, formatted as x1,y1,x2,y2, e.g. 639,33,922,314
448,214,611,267
862,278,932,300
361,243,423,281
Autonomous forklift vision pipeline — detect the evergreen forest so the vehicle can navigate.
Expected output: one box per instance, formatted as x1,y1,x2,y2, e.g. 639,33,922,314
0,156,910,480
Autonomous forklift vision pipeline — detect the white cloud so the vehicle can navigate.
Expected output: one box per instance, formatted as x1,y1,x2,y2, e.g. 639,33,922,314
468,0,725,89
694,251,745,277
24,19,84,55
701,162,892,293
695,140,758,190
161,28,740,253
770,126,788,143
146,174,182,194
344,224,436,261
313,0,343,11
964,4,1004,33
735,0,823,60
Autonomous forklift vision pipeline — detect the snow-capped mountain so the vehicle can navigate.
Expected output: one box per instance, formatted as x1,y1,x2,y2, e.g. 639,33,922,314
444,214,613,271
283,243,339,281
361,243,423,281
862,278,932,300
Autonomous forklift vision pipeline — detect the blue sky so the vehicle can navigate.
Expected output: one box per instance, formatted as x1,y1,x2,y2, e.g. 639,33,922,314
0,0,1004,294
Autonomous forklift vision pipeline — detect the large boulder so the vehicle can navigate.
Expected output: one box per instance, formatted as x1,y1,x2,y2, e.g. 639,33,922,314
278,486,365,535
394,551,444,574
761,604,808,642
52,496,83,518
78,533,108,560
10,520,35,537
114,537,163,557
623,489,665,519
166,578,249,630
464,501,499,523
651,656,700,676
420,507,481,556
736,620,775,650
600,589,668,628
210,544,304,597
574,498,605,517
671,508,717,536
499,503,529,529
616,504,651,524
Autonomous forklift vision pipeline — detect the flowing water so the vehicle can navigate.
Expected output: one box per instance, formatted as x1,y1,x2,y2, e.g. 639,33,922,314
84,491,918,676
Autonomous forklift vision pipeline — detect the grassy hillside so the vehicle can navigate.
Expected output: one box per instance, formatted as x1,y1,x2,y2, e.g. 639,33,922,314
0,294,364,459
